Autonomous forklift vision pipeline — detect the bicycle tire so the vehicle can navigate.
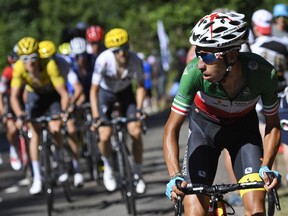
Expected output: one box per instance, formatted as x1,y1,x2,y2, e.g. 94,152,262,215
267,191,275,216
61,145,73,202
58,143,73,203
19,134,33,186
90,130,103,183
118,136,137,216
40,131,54,216
83,128,95,181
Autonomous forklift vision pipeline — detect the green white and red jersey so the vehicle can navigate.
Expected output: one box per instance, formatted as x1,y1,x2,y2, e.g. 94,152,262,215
172,52,279,124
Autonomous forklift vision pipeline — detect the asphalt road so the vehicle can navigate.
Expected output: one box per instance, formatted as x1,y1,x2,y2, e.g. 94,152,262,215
0,110,245,216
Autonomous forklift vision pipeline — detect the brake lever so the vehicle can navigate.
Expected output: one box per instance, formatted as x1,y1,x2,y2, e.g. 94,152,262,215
266,171,281,211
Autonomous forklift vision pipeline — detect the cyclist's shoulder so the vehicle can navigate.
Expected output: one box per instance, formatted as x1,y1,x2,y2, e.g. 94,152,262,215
12,60,26,75
239,52,275,73
1,65,13,78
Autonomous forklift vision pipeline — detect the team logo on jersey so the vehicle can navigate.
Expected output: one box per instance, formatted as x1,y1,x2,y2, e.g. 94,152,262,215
183,68,189,76
248,60,259,71
244,167,253,174
242,87,251,96
198,170,206,178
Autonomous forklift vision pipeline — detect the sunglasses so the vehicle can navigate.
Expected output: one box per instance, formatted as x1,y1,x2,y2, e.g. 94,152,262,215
195,48,239,65
113,44,129,54
195,50,224,64
20,53,39,63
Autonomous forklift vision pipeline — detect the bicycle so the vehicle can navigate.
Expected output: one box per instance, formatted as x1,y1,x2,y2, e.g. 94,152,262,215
30,114,73,216
81,102,103,183
99,103,147,216
0,113,32,185
174,175,281,216
60,115,74,202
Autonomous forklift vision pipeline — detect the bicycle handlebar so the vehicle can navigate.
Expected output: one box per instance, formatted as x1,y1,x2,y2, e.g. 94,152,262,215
176,180,265,195
175,179,281,213
98,116,147,134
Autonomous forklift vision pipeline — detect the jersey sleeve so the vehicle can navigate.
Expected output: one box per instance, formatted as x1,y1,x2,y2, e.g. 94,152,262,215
171,58,202,115
11,60,24,88
91,53,107,85
261,67,279,116
67,70,79,85
133,53,145,85
46,59,65,88
0,66,12,93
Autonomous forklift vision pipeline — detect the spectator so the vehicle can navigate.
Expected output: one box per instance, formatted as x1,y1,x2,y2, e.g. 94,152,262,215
272,3,288,39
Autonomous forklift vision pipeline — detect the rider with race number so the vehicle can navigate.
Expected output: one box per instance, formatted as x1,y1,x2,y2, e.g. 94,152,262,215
90,28,146,194
163,12,281,216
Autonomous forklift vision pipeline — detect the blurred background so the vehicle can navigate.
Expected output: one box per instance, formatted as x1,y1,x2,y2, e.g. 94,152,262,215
0,0,283,72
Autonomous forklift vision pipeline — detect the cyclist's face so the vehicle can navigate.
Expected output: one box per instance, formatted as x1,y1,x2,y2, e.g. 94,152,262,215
90,42,100,55
196,47,227,83
113,44,129,64
21,53,39,73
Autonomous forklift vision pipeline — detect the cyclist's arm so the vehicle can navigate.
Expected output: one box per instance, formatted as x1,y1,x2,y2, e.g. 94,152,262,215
136,83,146,110
47,60,69,112
0,92,4,115
262,113,281,168
70,82,84,105
10,86,25,117
89,83,100,118
54,83,69,112
163,110,186,178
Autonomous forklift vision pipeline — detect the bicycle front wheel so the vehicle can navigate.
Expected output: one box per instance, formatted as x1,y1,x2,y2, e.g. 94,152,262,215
267,191,275,216
40,137,54,216
118,141,137,216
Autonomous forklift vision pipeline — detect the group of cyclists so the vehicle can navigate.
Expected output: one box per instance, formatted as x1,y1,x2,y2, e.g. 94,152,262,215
0,24,147,196
1,3,288,216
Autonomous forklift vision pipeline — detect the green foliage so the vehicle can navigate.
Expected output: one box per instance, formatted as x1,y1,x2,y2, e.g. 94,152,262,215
0,0,283,71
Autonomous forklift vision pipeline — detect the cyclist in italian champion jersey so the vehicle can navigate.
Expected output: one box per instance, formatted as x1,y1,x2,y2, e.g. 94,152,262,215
90,28,146,193
163,12,281,216
38,40,85,187
10,37,70,195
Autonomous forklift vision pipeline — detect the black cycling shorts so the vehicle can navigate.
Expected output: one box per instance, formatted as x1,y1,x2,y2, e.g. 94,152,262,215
25,90,61,119
97,85,137,120
182,106,263,185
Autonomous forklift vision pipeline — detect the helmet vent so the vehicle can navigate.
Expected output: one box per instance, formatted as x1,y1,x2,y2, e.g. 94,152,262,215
199,37,218,44
222,35,236,39
230,20,241,26
213,27,227,33
203,22,214,30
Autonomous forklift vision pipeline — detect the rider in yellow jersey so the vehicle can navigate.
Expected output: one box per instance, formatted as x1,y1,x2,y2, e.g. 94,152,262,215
38,40,85,187
10,36,69,195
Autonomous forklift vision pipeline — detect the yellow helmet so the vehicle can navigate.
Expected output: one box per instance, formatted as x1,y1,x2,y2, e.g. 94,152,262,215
17,37,39,55
38,40,56,58
104,28,129,48
58,42,71,55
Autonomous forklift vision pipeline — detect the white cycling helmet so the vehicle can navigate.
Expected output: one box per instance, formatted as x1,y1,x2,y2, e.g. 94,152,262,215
70,37,86,55
189,12,249,49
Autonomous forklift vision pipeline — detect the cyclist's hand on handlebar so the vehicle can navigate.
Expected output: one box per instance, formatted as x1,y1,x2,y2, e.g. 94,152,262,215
136,109,147,120
259,166,282,191
90,117,101,131
60,110,69,122
67,103,75,113
15,114,25,129
166,176,186,202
